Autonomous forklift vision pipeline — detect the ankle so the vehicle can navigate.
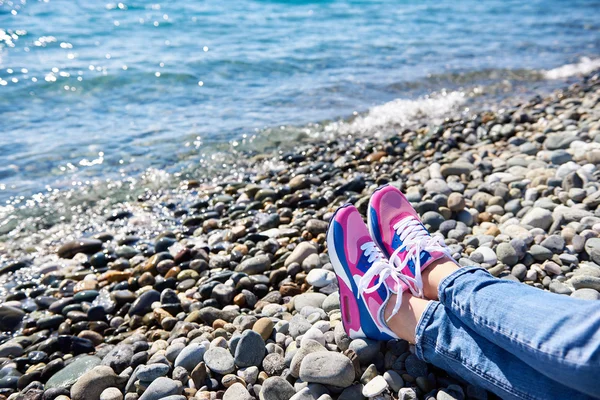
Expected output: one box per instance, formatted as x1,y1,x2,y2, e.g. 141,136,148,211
422,256,460,300
384,291,429,343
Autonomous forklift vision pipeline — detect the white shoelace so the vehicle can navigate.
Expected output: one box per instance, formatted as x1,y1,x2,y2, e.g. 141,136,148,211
357,242,422,322
389,216,450,300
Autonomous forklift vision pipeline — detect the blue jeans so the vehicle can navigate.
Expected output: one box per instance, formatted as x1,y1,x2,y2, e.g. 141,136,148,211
415,266,600,400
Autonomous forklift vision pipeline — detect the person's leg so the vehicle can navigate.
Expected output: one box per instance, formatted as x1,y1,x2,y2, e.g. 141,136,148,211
383,292,592,399
424,264,600,398
412,300,595,400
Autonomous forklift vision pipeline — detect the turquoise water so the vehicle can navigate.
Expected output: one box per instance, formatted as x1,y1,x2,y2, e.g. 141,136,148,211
0,0,599,201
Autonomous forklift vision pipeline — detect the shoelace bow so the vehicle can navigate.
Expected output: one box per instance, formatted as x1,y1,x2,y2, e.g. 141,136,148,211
357,242,421,322
389,216,450,300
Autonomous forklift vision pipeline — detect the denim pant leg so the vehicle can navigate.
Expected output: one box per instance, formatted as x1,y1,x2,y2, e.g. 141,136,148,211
415,301,594,400
438,266,600,398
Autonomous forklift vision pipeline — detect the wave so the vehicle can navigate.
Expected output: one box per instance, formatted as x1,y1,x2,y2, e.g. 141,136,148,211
543,57,600,79
325,91,466,136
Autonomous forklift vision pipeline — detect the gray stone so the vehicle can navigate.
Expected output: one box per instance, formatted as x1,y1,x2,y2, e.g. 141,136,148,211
306,219,328,236
235,330,265,367
174,342,208,372
362,375,388,397
421,211,445,231
224,382,253,400
472,246,497,265
58,238,103,258
100,388,124,400
570,275,600,292
236,255,271,275
204,347,235,374
299,352,355,388
262,353,285,376
440,161,475,177
496,243,518,266
294,293,327,311
348,338,379,364
339,384,365,400
553,205,593,223
0,342,23,358
405,354,428,377
544,133,577,150
211,283,235,306
290,314,312,339
138,377,182,400
290,339,328,378
399,387,418,400
102,345,134,374
585,238,600,264
306,269,336,287
70,366,127,400
549,281,572,295
383,370,404,393
285,242,318,267
571,288,600,300
541,235,565,253
511,264,528,281
128,290,160,316
529,245,553,262
334,322,351,351
260,376,296,400
136,364,169,381
322,293,340,313
46,355,102,389
0,305,25,331
521,208,553,230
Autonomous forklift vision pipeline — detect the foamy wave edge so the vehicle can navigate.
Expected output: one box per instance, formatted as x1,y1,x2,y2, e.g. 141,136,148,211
543,57,600,80
325,91,466,136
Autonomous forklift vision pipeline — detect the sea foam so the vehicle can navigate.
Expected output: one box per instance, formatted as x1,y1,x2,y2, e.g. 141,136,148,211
544,57,600,79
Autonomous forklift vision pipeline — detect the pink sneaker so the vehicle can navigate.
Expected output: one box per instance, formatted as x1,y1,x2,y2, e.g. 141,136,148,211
368,184,452,296
327,204,419,341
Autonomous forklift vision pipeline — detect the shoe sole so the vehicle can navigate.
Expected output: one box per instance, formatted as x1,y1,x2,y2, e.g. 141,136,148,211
326,204,367,339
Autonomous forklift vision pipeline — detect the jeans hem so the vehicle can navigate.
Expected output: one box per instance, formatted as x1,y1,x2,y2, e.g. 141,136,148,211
414,300,439,361
437,265,484,305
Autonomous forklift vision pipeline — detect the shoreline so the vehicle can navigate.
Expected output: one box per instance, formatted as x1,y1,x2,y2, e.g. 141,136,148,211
1,71,600,399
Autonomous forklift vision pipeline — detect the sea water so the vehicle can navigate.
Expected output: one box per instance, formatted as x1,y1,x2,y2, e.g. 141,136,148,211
0,0,599,214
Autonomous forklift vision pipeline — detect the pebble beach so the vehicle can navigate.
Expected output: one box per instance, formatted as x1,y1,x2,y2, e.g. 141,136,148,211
1,71,600,400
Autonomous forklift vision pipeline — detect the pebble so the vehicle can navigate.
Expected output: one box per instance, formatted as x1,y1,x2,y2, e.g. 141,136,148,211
496,243,518,266
3,74,600,400
235,330,266,367
138,377,182,400
299,352,355,388
306,268,336,287
204,347,236,374
174,343,208,372
260,376,296,400
294,293,327,311
224,382,253,400
362,375,389,397
100,388,124,400
70,366,126,400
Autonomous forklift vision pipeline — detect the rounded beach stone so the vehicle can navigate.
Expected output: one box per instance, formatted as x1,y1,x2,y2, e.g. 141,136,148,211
204,347,235,375
260,376,296,400
100,387,124,400
306,268,336,287
224,382,253,400
496,243,518,266
174,342,208,372
362,375,388,397
253,317,274,341
234,330,266,367
299,352,355,388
